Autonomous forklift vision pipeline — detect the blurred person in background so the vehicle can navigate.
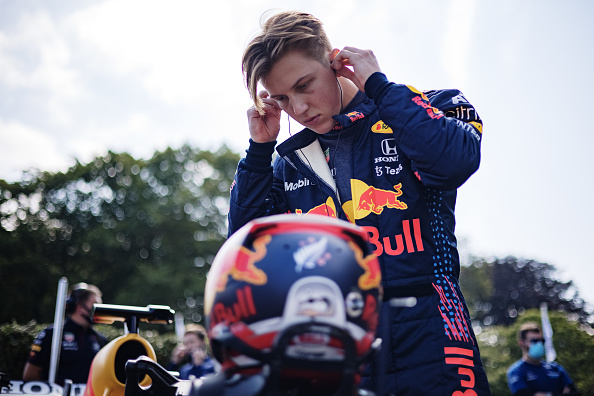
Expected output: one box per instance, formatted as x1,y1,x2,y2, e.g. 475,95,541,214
167,324,216,380
507,322,579,396
22,283,107,385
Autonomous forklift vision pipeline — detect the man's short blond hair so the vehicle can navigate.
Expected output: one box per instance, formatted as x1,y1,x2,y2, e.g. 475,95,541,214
242,11,333,113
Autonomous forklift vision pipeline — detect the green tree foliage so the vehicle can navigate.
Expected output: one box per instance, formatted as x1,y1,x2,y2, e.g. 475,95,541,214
0,144,240,325
0,321,45,378
460,256,592,327
476,309,594,396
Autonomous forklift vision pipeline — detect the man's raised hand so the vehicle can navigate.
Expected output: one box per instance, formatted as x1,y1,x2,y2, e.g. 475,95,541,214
330,47,382,94
247,90,282,143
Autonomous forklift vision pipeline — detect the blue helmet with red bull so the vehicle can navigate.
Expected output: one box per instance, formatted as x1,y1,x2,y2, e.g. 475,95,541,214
204,214,382,392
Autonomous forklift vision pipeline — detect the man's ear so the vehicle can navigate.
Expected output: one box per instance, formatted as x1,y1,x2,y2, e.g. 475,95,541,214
329,48,340,63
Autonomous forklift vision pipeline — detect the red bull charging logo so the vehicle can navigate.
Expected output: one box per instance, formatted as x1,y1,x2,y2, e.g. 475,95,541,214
356,183,407,214
342,180,408,222
215,235,270,292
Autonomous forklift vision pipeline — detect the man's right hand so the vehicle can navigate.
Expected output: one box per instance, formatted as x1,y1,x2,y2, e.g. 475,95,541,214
247,90,282,143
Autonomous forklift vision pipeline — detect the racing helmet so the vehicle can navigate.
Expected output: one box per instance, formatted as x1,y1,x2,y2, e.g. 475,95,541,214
204,214,382,392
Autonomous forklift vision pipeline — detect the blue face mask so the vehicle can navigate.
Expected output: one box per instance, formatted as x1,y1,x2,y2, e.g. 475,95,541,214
528,340,545,360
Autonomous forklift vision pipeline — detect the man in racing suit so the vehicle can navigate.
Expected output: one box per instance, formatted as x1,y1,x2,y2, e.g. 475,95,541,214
228,10,490,396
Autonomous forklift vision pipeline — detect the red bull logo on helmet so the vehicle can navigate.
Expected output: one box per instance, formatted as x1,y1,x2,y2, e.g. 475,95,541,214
210,285,257,326
360,294,379,333
349,241,381,290
215,235,270,292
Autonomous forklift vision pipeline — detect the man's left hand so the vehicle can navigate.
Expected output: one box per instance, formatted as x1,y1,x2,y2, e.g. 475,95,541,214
330,47,382,93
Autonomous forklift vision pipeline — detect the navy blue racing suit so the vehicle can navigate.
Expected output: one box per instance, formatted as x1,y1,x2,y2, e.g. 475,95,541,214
26,318,107,385
228,72,491,395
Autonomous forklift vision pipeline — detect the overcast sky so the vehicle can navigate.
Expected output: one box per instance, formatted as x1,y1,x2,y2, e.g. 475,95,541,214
1,0,593,308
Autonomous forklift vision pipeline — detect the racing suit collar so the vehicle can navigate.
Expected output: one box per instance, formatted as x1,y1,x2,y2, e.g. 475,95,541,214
277,93,375,157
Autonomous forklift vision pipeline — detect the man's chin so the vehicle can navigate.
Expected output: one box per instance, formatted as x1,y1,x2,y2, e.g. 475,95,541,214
307,123,333,135
293,116,332,134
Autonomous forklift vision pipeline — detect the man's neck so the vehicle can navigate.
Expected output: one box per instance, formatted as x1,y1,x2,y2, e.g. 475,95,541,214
522,354,542,366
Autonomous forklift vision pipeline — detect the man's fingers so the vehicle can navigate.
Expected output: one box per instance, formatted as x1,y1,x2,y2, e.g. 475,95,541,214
261,97,281,113
331,48,361,66
335,66,356,81
249,100,282,120
332,47,377,68
330,46,380,93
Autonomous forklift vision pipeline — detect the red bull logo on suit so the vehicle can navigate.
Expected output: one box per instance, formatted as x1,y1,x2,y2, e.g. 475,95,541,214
363,218,424,257
407,85,444,120
356,183,407,214
346,110,365,122
295,197,337,218
342,180,408,222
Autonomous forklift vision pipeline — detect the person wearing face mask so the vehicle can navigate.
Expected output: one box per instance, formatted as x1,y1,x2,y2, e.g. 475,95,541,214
507,322,579,396
22,283,107,385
